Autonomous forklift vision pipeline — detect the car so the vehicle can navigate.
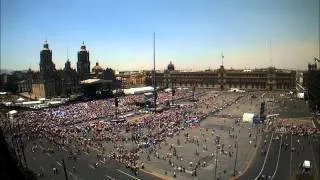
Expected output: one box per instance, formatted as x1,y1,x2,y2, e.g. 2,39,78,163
259,174,266,180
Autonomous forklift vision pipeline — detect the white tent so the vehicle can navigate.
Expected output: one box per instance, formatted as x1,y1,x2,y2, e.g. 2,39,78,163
164,88,172,93
302,160,311,169
17,97,25,102
8,110,18,115
297,93,304,99
242,113,254,123
7,110,18,120
123,86,154,95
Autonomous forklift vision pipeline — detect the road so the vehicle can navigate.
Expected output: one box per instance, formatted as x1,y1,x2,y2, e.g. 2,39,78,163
237,131,319,180
24,138,158,180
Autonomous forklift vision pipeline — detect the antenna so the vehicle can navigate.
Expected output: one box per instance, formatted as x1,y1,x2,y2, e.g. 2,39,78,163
67,48,69,60
221,52,224,66
269,39,272,67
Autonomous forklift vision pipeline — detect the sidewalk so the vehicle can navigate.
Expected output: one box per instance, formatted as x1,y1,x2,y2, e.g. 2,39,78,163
231,130,262,180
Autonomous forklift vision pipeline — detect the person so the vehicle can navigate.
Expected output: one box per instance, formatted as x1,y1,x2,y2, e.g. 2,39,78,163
39,166,44,177
53,167,57,174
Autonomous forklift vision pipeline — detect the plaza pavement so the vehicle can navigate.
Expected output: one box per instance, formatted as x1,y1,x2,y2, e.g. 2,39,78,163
133,92,264,180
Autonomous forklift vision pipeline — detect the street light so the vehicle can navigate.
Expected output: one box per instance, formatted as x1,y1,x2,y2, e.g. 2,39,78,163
16,117,28,169
214,146,219,180
233,140,239,176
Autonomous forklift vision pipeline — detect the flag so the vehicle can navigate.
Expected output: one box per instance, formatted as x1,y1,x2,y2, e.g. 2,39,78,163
222,53,224,59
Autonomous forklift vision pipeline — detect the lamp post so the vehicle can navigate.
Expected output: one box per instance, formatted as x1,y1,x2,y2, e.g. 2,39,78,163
62,159,69,180
233,140,239,176
16,117,27,169
172,81,175,107
192,86,195,101
153,32,156,113
214,146,219,180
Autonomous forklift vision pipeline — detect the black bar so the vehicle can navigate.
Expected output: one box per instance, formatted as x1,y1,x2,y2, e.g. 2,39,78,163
62,159,69,180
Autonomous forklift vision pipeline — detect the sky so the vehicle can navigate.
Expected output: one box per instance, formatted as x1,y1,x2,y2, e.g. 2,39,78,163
1,0,319,71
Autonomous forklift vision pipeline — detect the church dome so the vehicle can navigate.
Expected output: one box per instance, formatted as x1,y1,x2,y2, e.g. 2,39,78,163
92,62,103,72
43,40,49,50
80,41,87,51
167,61,175,71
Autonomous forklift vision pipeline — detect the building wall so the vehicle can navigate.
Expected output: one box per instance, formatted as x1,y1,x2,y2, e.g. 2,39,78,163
32,83,46,99
77,51,90,80
155,66,296,91
306,63,320,110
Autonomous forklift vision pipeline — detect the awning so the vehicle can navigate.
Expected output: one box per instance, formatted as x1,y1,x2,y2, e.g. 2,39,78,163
17,97,25,101
80,79,112,85
8,110,18,115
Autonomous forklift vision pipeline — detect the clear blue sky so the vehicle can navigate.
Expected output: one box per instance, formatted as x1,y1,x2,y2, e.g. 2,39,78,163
1,0,319,71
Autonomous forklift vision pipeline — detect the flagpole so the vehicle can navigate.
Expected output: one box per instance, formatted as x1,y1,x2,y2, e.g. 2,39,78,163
153,32,156,113
221,52,224,66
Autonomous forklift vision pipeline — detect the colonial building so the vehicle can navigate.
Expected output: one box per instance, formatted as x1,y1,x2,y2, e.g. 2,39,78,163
4,41,117,99
40,40,56,80
305,57,320,111
77,41,90,81
116,71,147,88
33,40,57,98
152,62,296,91
55,59,80,96
32,41,81,98
90,62,104,79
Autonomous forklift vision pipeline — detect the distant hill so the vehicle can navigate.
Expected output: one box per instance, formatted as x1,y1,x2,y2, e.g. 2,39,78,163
0,69,14,74
0,69,30,74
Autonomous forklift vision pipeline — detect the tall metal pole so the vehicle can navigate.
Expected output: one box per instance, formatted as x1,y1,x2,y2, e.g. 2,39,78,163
153,32,156,113
233,140,239,176
171,81,174,106
221,52,224,66
269,39,272,67
214,147,218,180
255,124,258,147
17,118,27,169
62,159,69,180
12,121,22,167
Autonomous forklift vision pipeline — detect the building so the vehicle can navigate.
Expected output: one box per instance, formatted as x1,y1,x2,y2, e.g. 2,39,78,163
33,40,58,98
152,62,296,91
305,57,320,111
55,59,80,96
90,62,104,79
40,40,56,80
116,71,147,88
77,41,90,81
3,41,117,99
32,41,80,98
1,69,39,93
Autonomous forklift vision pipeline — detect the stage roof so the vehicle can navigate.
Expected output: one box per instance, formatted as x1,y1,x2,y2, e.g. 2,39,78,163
80,79,112,85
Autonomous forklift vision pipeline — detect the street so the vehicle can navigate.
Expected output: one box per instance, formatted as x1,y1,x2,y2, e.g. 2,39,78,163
24,138,158,180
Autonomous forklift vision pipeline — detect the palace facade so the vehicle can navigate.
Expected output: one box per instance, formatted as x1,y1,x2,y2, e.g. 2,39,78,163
153,62,296,91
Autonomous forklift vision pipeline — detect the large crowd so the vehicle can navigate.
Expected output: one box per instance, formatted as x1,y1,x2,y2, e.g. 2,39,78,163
3,90,319,178
2,90,244,169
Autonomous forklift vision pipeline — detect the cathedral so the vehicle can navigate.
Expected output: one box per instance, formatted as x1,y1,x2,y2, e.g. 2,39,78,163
31,41,115,99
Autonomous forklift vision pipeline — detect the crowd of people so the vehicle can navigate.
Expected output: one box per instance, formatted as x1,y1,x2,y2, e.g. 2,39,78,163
3,89,319,178
2,90,244,169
